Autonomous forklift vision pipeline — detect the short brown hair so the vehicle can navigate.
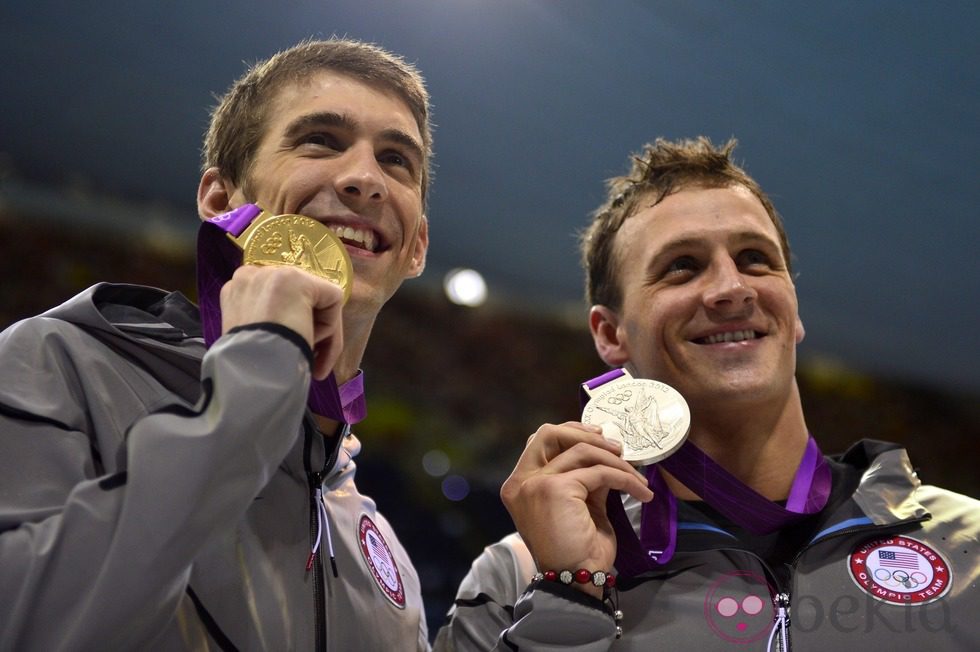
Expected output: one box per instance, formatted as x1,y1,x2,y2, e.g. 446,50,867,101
202,38,433,205
580,136,791,309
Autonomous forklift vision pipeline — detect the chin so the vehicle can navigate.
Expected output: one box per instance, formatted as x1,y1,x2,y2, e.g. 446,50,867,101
682,368,789,403
351,282,397,313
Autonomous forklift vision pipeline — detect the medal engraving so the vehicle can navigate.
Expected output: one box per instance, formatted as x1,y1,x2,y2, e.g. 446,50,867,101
582,371,690,466
231,212,353,304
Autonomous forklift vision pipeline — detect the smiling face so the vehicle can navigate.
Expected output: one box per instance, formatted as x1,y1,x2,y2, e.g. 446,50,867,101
590,184,804,408
204,70,428,317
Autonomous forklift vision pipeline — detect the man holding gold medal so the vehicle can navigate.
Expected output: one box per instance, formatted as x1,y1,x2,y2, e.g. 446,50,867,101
1,39,431,650
435,138,978,650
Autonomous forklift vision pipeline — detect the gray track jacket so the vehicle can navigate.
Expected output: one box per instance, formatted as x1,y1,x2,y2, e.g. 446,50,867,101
0,283,428,651
435,441,979,650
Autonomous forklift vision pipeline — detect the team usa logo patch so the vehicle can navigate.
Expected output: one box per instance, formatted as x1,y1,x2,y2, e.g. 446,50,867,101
357,514,406,608
848,535,951,605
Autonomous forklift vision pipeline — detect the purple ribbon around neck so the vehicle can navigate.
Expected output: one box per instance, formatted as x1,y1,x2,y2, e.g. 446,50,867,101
196,204,366,424
580,369,830,577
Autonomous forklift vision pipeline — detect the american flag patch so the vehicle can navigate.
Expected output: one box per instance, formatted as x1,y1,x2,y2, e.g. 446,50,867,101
357,514,406,608
878,549,920,569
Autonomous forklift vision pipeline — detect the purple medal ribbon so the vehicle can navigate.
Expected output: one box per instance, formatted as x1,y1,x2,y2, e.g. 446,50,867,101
580,370,830,577
196,204,366,424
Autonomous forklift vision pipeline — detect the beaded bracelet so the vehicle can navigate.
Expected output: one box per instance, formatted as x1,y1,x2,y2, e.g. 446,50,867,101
532,569,623,638
533,569,616,589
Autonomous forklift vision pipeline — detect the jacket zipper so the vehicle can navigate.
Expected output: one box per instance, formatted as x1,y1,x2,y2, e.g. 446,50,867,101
308,467,327,652
303,416,348,652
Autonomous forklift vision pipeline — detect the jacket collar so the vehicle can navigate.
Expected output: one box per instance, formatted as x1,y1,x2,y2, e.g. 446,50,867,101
838,439,930,526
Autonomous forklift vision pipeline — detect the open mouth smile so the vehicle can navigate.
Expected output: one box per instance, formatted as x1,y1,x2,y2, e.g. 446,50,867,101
328,224,382,253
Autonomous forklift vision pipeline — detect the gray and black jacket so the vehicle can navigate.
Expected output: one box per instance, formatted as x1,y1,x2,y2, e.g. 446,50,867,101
0,283,428,651
435,442,978,650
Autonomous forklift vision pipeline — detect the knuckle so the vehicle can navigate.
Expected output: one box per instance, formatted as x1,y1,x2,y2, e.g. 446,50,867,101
500,477,521,503
569,441,593,455
534,423,559,439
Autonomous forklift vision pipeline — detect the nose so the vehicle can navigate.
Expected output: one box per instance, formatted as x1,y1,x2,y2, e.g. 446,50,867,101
334,144,388,207
702,257,757,313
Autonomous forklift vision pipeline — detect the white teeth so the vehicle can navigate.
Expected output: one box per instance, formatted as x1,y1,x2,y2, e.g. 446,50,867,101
331,225,379,252
703,329,757,344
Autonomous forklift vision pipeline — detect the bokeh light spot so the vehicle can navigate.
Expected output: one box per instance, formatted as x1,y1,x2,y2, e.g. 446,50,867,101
444,268,487,307
422,449,451,477
441,474,470,501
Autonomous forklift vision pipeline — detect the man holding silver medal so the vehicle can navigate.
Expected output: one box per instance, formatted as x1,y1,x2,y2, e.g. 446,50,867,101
1,39,431,650
435,137,978,650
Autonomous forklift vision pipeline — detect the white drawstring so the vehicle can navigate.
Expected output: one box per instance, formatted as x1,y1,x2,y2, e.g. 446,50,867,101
766,593,790,651
306,487,338,577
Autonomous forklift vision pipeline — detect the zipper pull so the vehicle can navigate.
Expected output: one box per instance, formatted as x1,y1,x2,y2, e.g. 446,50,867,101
766,592,790,651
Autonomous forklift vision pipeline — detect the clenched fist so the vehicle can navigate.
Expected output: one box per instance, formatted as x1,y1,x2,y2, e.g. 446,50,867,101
220,264,345,380
500,421,653,598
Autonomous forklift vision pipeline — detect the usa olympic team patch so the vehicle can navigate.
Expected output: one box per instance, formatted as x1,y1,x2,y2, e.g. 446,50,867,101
848,535,951,605
357,514,406,608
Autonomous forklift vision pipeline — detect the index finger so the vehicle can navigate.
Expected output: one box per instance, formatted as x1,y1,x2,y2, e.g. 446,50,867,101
521,421,623,467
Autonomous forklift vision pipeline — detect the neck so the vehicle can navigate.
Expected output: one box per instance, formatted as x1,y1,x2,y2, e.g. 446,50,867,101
336,302,380,381
663,380,809,502
313,307,377,437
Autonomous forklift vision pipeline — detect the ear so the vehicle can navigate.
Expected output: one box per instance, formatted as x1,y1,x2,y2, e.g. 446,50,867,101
589,305,630,367
197,167,240,220
795,313,806,344
405,215,429,278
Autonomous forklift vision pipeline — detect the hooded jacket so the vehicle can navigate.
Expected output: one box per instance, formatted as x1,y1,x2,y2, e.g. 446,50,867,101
0,283,428,651
435,441,978,651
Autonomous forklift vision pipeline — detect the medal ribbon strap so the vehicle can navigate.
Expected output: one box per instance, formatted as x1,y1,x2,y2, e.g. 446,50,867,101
577,368,628,404
580,368,679,576
196,204,366,424
595,467,680,579
581,370,830,577
657,434,830,536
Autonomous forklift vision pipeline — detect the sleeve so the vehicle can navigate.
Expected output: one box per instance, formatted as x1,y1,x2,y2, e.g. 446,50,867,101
434,533,617,652
0,319,313,651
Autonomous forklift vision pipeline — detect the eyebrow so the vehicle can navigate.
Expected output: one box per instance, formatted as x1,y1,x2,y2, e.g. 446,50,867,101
281,111,425,164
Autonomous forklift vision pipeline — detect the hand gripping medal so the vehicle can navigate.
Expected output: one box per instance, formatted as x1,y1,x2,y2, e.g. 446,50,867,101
196,203,366,424
225,208,353,303
580,369,690,466
579,368,830,577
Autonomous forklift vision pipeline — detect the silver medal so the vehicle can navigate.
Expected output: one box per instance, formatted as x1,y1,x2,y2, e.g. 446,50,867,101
581,370,690,466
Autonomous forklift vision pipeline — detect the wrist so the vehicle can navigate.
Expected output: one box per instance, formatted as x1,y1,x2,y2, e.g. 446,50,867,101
529,569,623,639
533,568,616,600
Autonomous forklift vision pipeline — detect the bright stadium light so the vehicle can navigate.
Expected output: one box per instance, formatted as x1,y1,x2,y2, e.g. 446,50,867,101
443,267,487,307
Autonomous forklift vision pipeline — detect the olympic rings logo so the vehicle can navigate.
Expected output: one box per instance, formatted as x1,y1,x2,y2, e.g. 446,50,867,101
871,568,928,589
606,390,633,405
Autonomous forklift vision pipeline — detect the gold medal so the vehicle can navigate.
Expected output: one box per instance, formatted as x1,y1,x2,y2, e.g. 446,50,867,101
581,370,690,466
227,210,353,304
